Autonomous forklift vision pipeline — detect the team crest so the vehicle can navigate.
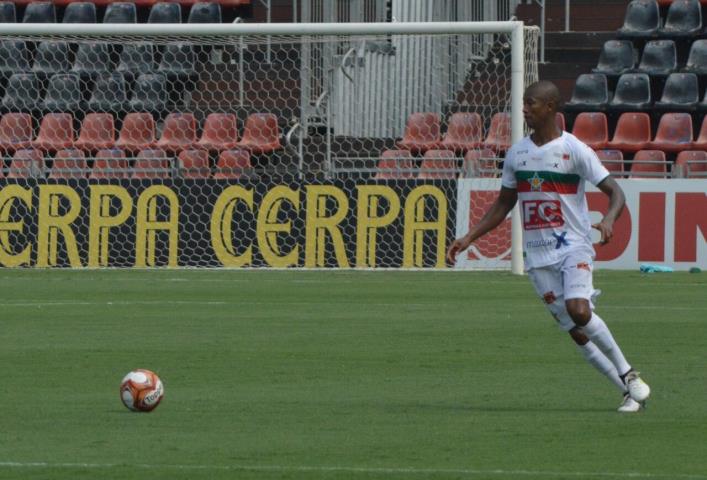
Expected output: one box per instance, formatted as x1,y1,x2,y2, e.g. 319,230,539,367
529,172,544,191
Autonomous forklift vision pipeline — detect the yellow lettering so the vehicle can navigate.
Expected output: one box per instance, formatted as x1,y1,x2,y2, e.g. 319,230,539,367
135,186,179,267
257,186,299,267
0,185,32,267
305,186,349,268
356,186,400,267
210,185,253,267
88,185,133,267
403,186,447,268
37,185,82,267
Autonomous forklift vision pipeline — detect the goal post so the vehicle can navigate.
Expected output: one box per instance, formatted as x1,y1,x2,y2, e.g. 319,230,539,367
0,21,538,270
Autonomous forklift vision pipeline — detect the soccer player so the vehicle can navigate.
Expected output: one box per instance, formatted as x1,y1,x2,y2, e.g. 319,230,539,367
447,81,650,413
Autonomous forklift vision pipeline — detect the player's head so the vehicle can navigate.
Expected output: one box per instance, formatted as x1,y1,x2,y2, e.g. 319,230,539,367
523,81,563,130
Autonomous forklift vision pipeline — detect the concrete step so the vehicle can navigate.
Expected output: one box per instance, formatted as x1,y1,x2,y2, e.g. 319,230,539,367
515,0,627,32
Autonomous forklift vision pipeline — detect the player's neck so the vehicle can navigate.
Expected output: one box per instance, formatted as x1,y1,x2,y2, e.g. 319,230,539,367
530,123,562,147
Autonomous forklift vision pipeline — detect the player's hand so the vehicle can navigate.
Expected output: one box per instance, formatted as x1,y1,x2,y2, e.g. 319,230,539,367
592,220,614,245
446,236,472,265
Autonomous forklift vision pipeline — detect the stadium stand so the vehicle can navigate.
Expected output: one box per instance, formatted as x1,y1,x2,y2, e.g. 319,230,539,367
634,40,677,78
1,73,42,113
116,44,155,83
22,2,56,23
607,112,652,153
103,2,137,23
178,149,211,178
0,40,30,83
128,73,169,116
437,112,483,153
214,149,252,179
482,112,512,153
592,40,636,80
115,112,156,153
659,0,702,38
596,149,625,175
87,73,129,115
463,149,498,178
682,39,707,75
654,73,699,110
6,148,43,178
188,2,222,23
62,2,97,23
374,150,415,180
418,150,458,179
32,42,72,82
0,112,32,154
396,112,441,154
236,113,282,154
156,112,197,154
49,148,87,179
75,113,115,153
148,2,181,23
572,112,609,150
630,149,668,177
675,150,707,177
617,0,660,38
132,148,171,179
72,43,113,81
196,113,240,151
610,73,652,111
42,73,85,113
90,148,129,179
0,2,15,22
33,113,75,153
565,74,610,112
649,112,694,152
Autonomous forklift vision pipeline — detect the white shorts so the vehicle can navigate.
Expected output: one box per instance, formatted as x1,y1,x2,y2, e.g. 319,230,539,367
527,249,600,331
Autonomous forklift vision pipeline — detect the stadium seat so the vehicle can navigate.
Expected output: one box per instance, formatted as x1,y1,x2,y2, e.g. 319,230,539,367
635,40,677,77
158,43,198,86
62,2,97,23
178,149,210,178
87,73,129,115
565,74,609,112
654,73,699,110
42,73,85,113
630,150,667,178
148,2,181,23
33,113,75,153
116,44,155,83
196,113,239,151
418,150,458,179
571,112,609,150
683,40,707,76
156,112,197,153
90,148,129,179
462,148,498,178
482,112,512,153
609,73,652,111
103,2,137,23
22,2,56,23
373,149,415,179
692,116,707,149
115,112,156,153
618,0,660,38
75,113,115,152
128,73,169,115
675,150,707,177
0,112,32,153
49,148,87,179
595,149,625,174
0,40,30,83
0,2,16,22
6,149,44,178
236,113,282,154
32,42,72,82
659,0,702,38
437,112,483,152
556,112,566,131
1,73,42,113
72,43,113,81
188,2,221,22
607,112,652,153
132,148,171,179
649,112,693,152
396,112,441,153
213,149,252,179
592,41,636,78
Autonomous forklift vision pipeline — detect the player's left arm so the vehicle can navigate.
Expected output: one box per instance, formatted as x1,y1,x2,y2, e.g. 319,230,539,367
593,175,625,245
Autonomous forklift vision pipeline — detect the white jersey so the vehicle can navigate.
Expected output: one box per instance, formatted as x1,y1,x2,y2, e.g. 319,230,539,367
501,131,610,269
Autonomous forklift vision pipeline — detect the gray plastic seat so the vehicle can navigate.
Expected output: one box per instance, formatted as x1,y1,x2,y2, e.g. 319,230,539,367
148,2,181,23
62,2,97,23
592,40,636,77
0,2,16,22
565,74,609,111
618,0,660,38
682,40,707,75
0,40,30,82
88,73,128,115
42,73,85,113
655,73,699,111
116,43,155,83
635,40,677,77
610,73,652,111
103,2,137,23
2,73,42,112
22,2,56,23
659,0,702,38
188,2,221,23
129,73,169,115
32,42,72,81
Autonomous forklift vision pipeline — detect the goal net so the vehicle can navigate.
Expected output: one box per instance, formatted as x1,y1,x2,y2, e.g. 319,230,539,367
0,22,538,269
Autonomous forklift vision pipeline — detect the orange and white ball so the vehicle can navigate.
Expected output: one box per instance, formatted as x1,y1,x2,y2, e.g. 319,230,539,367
120,369,164,412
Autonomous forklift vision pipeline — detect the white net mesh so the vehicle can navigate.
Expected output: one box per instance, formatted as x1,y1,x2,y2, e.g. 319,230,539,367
0,25,538,268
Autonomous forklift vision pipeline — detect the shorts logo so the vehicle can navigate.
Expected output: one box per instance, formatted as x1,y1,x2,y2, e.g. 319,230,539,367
522,200,565,230
576,262,591,272
543,291,557,304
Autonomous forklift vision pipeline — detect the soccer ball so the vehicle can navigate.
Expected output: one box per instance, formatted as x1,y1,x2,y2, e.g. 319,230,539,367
120,369,164,412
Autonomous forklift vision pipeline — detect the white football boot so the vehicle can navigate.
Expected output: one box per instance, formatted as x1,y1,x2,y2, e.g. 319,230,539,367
625,371,651,402
617,393,642,413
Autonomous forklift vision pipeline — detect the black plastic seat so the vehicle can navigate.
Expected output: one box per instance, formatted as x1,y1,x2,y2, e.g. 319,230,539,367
682,39,707,75
116,43,154,83
148,2,181,23
43,73,85,113
655,73,699,110
72,43,112,80
592,40,636,78
62,2,97,23
188,2,221,23
565,73,609,111
0,40,30,83
32,42,72,82
159,44,197,81
22,2,56,23
610,73,652,111
618,0,660,38
0,2,16,22
635,40,677,77
103,2,137,23
88,73,128,115
659,0,702,38
2,73,42,112
129,73,168,115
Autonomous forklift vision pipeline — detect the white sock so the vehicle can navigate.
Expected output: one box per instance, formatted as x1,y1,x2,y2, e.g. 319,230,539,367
577,341,627,393
581,313,632,377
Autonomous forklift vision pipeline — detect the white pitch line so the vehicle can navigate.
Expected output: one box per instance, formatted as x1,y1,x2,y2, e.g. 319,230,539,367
0,462,706,479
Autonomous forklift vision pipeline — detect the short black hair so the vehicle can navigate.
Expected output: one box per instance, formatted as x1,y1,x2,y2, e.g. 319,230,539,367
525,81,564,112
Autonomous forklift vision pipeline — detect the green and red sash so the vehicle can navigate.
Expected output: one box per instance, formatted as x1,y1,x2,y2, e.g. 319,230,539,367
515,170,580,194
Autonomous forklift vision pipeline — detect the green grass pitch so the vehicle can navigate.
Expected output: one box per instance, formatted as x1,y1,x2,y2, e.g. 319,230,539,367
0,269,706,480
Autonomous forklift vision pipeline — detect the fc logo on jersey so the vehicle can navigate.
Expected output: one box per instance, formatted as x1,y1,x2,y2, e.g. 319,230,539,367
522,200,565,230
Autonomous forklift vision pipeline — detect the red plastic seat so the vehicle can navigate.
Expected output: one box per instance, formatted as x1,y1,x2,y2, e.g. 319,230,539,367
463,148,498,178
90,149,129,179
649,112,693,153
437,112,483,152
32,113,75,153
417,150,458,179
214,149,252,179
396,112,441,154
607,112,651,153
482,112,512,153
7,149,44,178
675,150,707,177
49,149,87,179
572,112,609,150
0,113,33,154
595,149,625,174
156,112,197,154
236,113,281,154
75,113,115,153
373,149,415,179
115,113,156,154
630,150,667,178
178,149,210,178
132,148,171,178
196,113,239,151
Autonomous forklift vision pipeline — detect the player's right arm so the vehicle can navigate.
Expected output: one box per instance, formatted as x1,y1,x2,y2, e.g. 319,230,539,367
446,186,518,264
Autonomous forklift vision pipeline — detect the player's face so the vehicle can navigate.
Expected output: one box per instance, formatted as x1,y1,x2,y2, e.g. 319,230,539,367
523,94,553,129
